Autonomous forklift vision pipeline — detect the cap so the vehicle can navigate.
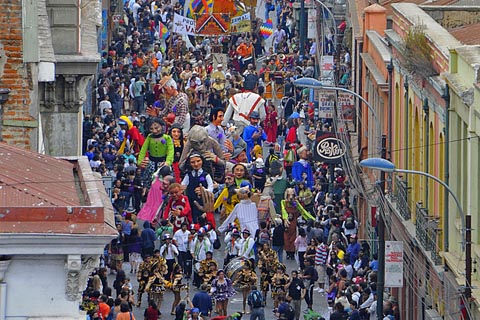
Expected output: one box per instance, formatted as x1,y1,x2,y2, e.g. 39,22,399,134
242,228,251,235
163,233,172,240
297,146,308,154
190,223,197,230
191,308,200,313
249,111,260,119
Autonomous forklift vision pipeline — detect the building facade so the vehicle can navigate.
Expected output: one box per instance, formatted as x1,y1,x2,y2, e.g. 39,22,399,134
0,0,102,156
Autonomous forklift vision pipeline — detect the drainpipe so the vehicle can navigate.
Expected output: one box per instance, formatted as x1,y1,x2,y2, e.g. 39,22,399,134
423,98,429,205
442,85,450,252
404,77,409,171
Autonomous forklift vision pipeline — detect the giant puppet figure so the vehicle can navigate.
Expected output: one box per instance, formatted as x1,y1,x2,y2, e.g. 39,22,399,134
281,187,315,260
222,92,266,134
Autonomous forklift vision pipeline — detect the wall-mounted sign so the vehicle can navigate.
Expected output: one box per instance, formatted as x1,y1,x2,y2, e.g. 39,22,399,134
313,132,346,163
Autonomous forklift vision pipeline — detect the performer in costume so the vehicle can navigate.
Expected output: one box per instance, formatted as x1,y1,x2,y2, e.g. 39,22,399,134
145,257,168,311
271,264,289,308
258,242,279,304
169,123,184,183
291,146,314,189
223,227,241,266
210,269,236,316
233,259,258,314
170,263,188,315
222,91,266,134
242,111,267,162
214,173,240,224
137,117,174,189
198,251,218,287
136,254,153,307
218,186,259,237
118,115,145,155
163,183,192,232
181,153,214,223
146,76,191,133
281,188,315,260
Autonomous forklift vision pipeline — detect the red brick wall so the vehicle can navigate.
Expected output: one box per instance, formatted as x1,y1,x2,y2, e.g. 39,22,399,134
0,1,34,149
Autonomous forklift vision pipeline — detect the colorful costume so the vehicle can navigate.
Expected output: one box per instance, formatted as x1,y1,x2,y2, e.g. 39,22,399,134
281,188,315,258
271,270,289,300
118,115,145,154
137,132,174,188
163,195,193,232
258,248,279,293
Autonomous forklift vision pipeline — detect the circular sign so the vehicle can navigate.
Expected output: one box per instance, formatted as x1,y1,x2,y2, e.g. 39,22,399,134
316,137,346,160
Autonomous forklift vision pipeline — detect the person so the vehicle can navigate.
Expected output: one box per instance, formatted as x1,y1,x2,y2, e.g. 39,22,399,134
210,269,236,316
247,285,266,320
286,270,305,320
174,221,191,276
233,259,258,314
291,146,314,190
118,115,145,155
301,259,318,311
329,302,348,320
271,264,289,308
218,187,259,239
97,295,111,320
129,228,143,274
346,234,361,266
191,230,212,288
137,117,174,189
181,153,214,223
159,233,179,279
242,111,266,162
223,92,266,134
147,76,190,133
141,221,156,258
116,302,136,320
314,237,328,292
257,242,278,304
192,283,213,318
276,296,295,320
214,173,240,223
170,263,187,315
223,227,242,266
163,183,193,231
294,228,308,270
144,299,161,320
264,102,278,144
169,123,185,182
136,255,152,307
206,107,227,151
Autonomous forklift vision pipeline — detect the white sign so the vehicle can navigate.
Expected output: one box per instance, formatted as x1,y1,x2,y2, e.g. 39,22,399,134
321,55,334,72
173,13,196,36
337,92,355,121
316,137,346,160
307,9,317,39
385,241,404,287
318,92,334,119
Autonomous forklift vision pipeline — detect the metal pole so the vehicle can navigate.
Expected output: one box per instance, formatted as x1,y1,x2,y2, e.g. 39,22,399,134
465,215,472,319
377,135,387,320
300,0,306,59
442,85,450,252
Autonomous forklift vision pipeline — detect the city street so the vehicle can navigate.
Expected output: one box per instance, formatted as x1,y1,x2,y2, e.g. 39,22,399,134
108,233,331,319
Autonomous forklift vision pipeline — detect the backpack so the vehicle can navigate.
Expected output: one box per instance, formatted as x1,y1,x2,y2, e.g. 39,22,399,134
345,217,355,230
283,303,295,320
248,290,264,308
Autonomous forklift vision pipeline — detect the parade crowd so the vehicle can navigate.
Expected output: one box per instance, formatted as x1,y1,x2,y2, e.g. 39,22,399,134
80,0,396,320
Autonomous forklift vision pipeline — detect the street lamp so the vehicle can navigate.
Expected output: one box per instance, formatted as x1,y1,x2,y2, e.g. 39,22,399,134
359,157,472,318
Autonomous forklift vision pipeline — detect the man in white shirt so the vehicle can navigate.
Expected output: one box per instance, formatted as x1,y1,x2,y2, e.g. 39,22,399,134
190,231,212,287
239,228,256,265
272,25,286,53
173,222,190,277
159,233,179,279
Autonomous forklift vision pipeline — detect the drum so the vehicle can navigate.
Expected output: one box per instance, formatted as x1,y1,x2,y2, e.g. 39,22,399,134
224,257,246,281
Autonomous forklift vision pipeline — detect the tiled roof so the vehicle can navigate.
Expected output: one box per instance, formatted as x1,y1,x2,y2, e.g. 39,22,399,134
450,22,480,45
0,142,80,207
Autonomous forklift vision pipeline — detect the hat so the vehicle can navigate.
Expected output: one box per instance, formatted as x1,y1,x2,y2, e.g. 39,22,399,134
242,228,251,235
217,63,223,68
232,229,241,237
297,146,308,154
249,111,260,119
191,308,200,313
255,158,265,168
231,147,246,159
163,233,172,240
158,75,173,89
190,223,197,230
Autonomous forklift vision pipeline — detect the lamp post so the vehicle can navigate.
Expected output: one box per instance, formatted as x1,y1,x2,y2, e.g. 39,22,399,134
293,77,382,156
294,78,386,319
359,157,472,319
312,0,337,49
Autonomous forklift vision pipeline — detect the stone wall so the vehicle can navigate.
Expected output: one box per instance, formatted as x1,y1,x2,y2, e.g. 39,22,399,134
0,1,36,149
422,6,480,30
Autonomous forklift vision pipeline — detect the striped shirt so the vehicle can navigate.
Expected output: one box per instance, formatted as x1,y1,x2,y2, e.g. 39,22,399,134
315,243,328,265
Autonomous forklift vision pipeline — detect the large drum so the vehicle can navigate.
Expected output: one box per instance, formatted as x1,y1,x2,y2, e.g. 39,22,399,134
224,257,246,281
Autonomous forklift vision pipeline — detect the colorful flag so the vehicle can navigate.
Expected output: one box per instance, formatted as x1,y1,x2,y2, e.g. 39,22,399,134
260,19,273,39
186,0,213,18
159,21,170,40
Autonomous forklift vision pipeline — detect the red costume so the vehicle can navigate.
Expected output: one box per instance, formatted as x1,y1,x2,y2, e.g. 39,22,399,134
163,195,193,232
264,110,278,143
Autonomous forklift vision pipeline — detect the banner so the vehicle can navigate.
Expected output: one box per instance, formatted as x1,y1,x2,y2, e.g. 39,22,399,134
385,241,404,287
337,92,355,121
318,92,334,119
321,55,334,72
307,9,317,39
173,13,196,35
231,12,251,33
195,13,230,35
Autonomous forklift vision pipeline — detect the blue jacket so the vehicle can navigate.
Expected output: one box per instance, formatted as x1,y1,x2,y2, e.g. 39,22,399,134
141,221,156,249
242,125,266,161
192,291,213,316
292,160,314,189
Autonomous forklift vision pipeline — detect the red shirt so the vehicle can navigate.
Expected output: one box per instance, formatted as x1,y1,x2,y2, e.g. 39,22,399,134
163,196,192,231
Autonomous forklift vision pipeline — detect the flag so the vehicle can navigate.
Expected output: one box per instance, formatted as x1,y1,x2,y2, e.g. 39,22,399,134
260,19,273,39
159,21,170,40
186,0,213,18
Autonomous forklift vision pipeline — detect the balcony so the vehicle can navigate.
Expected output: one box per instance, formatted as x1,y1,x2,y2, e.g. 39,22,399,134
394,175,411,220
415,202,441,265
